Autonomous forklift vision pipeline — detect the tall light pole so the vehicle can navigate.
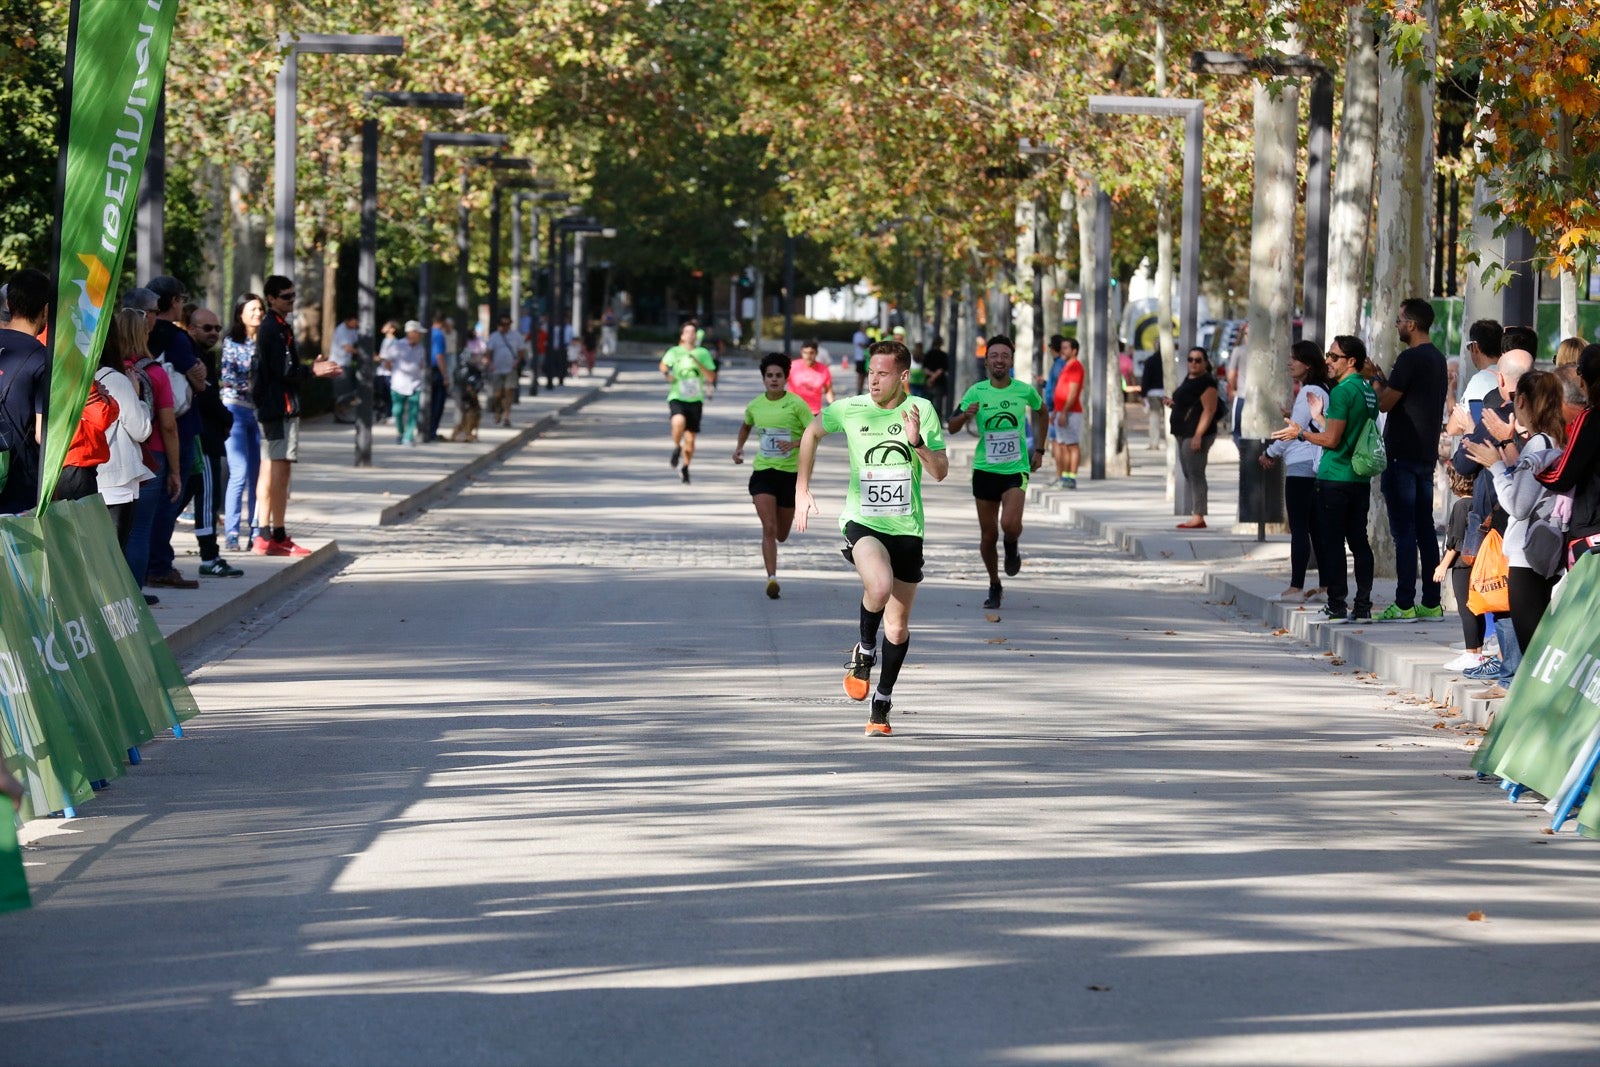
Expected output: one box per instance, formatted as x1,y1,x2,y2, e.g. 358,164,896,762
512,190,570,395
1086,95,1204,495
417,132,507,332
274,33,404,279
355,91,464,468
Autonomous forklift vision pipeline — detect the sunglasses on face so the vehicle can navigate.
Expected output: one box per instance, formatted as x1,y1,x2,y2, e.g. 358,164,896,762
1187,357,1206,364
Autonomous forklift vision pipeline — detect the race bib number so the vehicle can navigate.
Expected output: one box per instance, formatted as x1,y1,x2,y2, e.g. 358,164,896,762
985,430,1022,464
677,376,703,401
759,428,791,458
859,466,913,517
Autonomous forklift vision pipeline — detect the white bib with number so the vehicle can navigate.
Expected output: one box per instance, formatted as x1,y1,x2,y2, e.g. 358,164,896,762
759,428,791,458
859,466,913,517
985,429,1022,465
677,375,703,401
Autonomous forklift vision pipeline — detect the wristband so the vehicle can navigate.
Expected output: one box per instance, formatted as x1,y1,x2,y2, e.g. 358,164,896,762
909,438,924,449
1497,437,1513,448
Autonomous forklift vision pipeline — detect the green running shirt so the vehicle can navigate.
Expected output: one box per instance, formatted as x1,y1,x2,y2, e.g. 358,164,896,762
820,393,947,538
662,345,716,403
957,378,1043,474
743,391,814,472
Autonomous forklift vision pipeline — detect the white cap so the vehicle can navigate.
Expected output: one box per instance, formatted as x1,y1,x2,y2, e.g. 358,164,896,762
404,319,424,334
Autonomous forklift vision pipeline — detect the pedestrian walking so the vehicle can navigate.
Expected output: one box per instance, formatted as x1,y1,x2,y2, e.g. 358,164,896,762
1169,347,1220,529
382,321,428,446
796,339,949,736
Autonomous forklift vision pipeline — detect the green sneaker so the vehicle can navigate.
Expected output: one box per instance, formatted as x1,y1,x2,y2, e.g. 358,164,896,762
1413,604,1444,620
1375,603,1418,622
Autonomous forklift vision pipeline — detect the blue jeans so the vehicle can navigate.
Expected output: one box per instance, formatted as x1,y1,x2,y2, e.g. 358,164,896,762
124,451,167,587
1381,459,1441,610
1495,616,1521,684
224,402,260,540
148,431,195,578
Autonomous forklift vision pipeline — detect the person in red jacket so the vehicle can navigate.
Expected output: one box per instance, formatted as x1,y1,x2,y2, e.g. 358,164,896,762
53,378,119,502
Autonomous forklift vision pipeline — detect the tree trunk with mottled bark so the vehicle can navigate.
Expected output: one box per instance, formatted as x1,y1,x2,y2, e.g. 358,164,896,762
1325,3,1379,342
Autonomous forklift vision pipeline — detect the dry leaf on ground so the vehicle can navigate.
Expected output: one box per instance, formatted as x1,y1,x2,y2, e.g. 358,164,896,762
1466,911,1486,921
984,613,1000,623
986,637,1007,645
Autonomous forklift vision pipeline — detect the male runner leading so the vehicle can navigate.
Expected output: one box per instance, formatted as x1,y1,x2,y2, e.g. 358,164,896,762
948,335,1046,610
797,339,949,736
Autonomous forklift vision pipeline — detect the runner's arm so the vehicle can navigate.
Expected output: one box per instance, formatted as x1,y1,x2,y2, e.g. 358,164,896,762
733,421,752,462
1031,403,1047,468
903,405,948,481
794,416,827,532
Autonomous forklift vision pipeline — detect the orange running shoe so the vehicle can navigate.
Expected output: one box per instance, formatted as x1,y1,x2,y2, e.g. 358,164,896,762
843,642,875,701
865,697,892,736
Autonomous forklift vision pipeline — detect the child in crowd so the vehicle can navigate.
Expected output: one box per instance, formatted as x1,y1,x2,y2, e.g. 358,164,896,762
1437,467,1488,671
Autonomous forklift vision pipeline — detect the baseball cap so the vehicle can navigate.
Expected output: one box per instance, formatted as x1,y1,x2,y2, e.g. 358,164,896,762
121,287,159,312
145,275,187,300
892,325,907,337
404,319,424,333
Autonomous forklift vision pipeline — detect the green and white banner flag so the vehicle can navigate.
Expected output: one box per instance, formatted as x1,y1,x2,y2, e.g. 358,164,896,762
41,0,180,509
1473,554,1600,837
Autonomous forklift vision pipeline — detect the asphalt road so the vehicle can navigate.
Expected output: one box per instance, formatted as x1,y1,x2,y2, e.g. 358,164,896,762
5,370,1598,1067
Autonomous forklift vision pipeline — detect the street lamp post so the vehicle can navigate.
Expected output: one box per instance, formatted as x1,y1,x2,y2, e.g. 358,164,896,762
416,132,506,439
512,191,571,396
274,33,404,279
555,218,614,361
354,91,464,468
1086,96,1204,492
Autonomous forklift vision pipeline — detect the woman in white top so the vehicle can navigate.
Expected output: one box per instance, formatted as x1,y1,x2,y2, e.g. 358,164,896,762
94,309,155,546
381,320,428,445
1262,340,1332,599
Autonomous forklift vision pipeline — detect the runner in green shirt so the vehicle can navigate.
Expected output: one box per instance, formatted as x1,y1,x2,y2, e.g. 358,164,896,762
659,320,718,484
733,353,814,599
947,334,1047,609
797,340,949,735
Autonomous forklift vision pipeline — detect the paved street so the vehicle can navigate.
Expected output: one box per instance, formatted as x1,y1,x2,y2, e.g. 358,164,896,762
6,368,1600,1066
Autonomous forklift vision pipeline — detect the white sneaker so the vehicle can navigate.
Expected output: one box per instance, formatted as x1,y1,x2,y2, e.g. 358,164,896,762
1443,650,1486,671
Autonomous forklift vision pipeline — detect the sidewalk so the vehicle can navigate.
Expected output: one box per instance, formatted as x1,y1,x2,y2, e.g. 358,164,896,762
149,368,616,656
953,415,1498,725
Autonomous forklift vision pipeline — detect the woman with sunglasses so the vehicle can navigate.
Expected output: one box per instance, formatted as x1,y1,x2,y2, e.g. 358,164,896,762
1261,340,1332,599
1274,335,1378,622
1167,347,1219,529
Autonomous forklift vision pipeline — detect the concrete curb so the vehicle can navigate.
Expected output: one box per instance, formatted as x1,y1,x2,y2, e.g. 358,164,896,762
377,369,617,525
165,541,343,658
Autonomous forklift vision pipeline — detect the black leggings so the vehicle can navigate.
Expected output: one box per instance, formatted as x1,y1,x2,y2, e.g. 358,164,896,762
1507,566,1557,656
1451,566,1485,649
1284,476,1322,589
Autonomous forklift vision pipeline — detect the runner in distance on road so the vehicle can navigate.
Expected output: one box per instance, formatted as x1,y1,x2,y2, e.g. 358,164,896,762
733,352,813,599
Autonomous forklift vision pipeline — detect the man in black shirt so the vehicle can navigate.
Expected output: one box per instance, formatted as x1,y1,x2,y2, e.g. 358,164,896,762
922,336,950,419
1374,296,1448,620
0,269,51,515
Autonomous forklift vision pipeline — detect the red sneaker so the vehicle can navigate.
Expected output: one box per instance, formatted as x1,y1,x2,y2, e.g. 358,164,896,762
251,536,275,556
279,538,313,557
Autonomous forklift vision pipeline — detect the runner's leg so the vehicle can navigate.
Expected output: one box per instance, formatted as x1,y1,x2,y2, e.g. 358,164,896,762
1000,486,1025,574
975,498,1001,585
753,493,780,577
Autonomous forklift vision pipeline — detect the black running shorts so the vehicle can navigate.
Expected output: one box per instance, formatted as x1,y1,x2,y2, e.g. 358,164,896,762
748,467,798,508
669,399,704,433
971,469,1026,502
842,520,924,584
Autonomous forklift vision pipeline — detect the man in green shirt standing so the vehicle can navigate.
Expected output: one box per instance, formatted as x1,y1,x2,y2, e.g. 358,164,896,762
659,320,718,484
797,340,950,735
948,335,1047,609
734,352,814,599
1272,335,1378,622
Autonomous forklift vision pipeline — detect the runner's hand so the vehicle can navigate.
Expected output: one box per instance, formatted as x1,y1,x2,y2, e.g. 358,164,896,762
903,404,923,443
732,447,743,464
1029,447,1043,472
795,489,817,532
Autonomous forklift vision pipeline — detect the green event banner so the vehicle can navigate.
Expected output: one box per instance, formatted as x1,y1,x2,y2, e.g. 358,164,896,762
1472,553,1600,837
0,497,197,825
41,0,180,509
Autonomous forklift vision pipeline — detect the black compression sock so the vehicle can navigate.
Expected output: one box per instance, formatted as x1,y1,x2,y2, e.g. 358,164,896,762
859,603,885,650
878,637,910,695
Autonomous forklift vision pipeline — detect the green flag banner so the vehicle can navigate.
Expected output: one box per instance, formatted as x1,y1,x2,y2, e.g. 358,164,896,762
1472,553,1600,837
41,0,180,509
0,811,29,914
0,498,198,825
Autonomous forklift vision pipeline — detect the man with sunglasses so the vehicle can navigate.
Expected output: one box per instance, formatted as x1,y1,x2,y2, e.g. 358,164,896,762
1273,336,1378,622
251,275,341,556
